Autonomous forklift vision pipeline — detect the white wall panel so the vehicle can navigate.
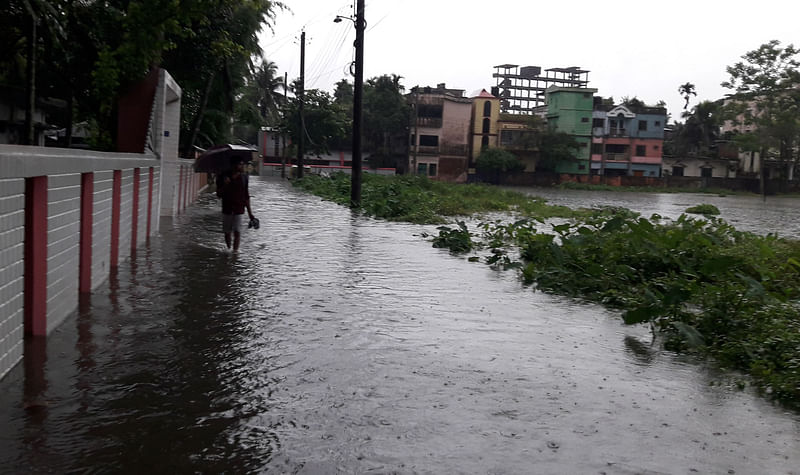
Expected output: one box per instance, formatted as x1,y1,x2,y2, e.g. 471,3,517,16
0,178,24,380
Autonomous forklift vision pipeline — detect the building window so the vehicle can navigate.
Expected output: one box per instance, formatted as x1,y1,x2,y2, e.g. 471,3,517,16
605,144,628,154
500,130,514,146
592,118,604,128
638,120,647,131
635,145,646,156
417,163,428,174
483,101,491,117
580,142,588,147
591,143,603,154
419,135,438,146
701,167,712,178
578,164,586,170
481,136,489,148
655,121,661,126
410,134,415,146
672,166,684,176
482,118,490,134
429,163,438,176
654,145,659,150
581,117,589,123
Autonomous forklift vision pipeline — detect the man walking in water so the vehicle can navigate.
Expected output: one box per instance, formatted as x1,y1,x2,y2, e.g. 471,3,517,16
216,156,255,251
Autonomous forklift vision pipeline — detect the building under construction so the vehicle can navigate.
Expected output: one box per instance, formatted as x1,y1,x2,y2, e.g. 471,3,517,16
492,64,590,114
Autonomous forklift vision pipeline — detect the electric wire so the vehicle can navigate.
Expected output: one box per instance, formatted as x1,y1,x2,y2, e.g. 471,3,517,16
306,23,349,87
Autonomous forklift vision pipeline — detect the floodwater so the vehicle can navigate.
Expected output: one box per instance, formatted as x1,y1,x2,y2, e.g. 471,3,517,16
506,185,800,239
0,177,798,474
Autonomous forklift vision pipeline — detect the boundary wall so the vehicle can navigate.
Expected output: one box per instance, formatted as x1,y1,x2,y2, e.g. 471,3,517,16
0,68,209,381
0,146,207,380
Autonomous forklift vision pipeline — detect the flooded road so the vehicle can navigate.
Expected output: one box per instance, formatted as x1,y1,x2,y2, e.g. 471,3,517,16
1,177,798,474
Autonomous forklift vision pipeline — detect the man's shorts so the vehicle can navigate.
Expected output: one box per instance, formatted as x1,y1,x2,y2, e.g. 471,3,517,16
222,213,245,233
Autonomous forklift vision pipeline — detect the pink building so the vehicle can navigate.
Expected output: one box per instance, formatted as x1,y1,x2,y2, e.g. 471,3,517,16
408,84,472,182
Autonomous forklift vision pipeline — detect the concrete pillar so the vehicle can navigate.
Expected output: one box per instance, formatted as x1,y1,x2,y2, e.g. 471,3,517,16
24,176,47,337
79,172,93,293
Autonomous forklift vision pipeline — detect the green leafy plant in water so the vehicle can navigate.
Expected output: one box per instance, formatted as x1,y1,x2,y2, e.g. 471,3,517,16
685,204,721,215
430,221,474,254
480,212,800,404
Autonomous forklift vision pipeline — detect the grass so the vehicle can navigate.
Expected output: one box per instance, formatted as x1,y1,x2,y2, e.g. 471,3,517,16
293,172,591,224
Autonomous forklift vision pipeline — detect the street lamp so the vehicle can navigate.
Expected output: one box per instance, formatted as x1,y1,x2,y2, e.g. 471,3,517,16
333,1,365,208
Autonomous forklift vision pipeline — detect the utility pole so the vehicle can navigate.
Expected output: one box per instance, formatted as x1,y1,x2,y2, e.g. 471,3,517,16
24,12,37,145
297,30,305,179
350,0,365,207
281,71,288,178
412,87,419,175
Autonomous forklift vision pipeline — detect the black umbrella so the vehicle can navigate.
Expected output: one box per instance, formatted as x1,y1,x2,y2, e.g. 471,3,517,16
194,144,256,173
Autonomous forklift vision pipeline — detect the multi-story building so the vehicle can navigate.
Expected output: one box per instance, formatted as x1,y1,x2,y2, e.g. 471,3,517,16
590,101,667,177
468,89,500,169
408,84,472,182
546,86,598,174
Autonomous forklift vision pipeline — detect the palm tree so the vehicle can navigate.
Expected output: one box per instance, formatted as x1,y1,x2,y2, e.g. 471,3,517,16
253,59,285,124
678,82,697,110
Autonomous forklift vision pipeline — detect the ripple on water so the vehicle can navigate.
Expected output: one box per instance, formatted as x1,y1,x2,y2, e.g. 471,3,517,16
0,177,798,474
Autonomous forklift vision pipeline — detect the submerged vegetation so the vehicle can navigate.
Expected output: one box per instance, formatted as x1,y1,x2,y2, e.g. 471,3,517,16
293,172,586,224
685,204,721,215
293,173,800,405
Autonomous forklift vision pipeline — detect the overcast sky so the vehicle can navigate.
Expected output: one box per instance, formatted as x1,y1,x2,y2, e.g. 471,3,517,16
259,0,799,122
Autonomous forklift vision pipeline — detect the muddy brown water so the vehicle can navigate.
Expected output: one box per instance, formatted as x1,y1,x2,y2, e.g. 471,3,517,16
0,177,798,474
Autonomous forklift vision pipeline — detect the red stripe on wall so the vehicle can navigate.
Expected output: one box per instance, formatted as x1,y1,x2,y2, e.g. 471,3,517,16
24,176,48,336
147,167,154,239
131,168,140,251
183,168,192,210
79,173,93,293
177,166,184,214
110,170,121,268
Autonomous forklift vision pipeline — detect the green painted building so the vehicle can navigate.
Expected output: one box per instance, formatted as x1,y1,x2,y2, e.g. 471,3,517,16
546,86,597,174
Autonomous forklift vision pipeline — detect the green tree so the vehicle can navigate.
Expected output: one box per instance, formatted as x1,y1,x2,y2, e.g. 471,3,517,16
280,88,348,157
475,147,524,183
678,82,697,110
362,74,409,159
721,40,800,182
174,0,286,155
251,59,285,124
333,78,353,113
537,129,581,172
2,0,66,144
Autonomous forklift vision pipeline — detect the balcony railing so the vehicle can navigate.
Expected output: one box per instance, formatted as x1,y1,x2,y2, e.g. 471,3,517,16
608,129,627,137
603,153,630,162
439,144,467,156
416,117,443,128
416,145,439,155
415,96,445,106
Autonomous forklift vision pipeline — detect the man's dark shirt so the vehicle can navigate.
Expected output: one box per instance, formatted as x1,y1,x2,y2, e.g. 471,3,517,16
218,172,249,215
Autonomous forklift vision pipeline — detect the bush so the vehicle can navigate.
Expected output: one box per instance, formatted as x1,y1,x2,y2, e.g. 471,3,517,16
686,204,721,215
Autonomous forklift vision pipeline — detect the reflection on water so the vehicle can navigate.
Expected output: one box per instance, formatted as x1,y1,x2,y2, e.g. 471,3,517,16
0,177,798,474
622,335,657,366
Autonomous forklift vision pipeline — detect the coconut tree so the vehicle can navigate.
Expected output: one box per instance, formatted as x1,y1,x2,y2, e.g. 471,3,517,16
678,82,697,110
252,59,285,124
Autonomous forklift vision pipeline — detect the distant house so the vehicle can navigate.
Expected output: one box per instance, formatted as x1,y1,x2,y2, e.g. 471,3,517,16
407,83,472,182
0,86,62,146
662,156,738,178
546,86,598,174
590,100,667,177
720,95,794,180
